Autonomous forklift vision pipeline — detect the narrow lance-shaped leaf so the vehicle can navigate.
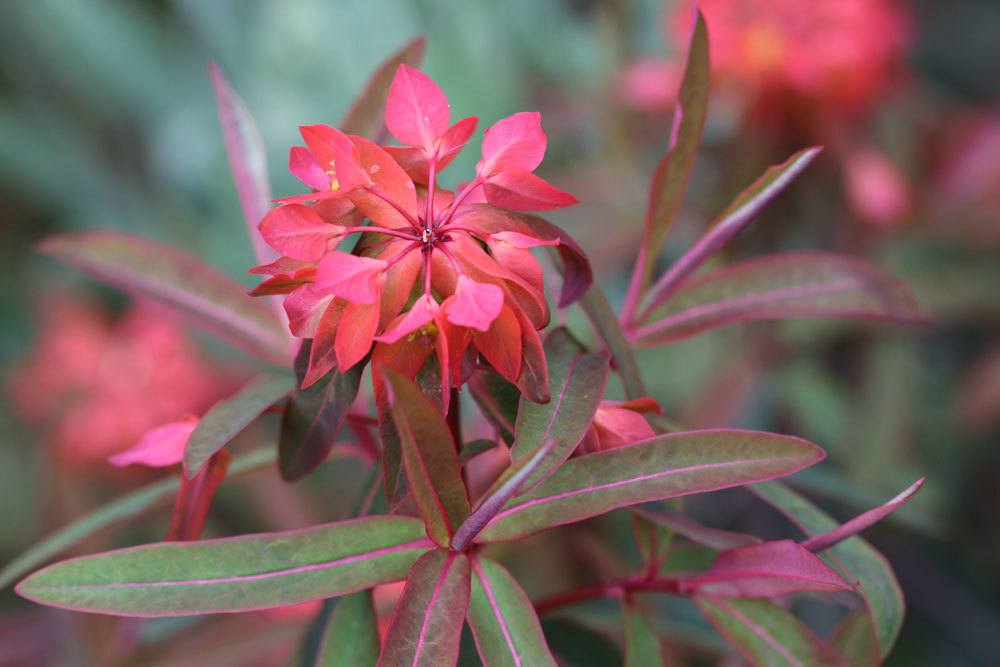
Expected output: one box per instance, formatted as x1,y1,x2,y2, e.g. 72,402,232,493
678,540,851,598
280,342,366,481
383,369,470,547
622,9,710,320
638,146,822,318
300,591,380,667
451,438,559,551
469,371,520,444
696,597,848,667
467,555,556,667
631,507,760,551
377,550,470,667
477,430,825,543
341,36,426,140
828,611,881,667
38,231,293,363
510,328,609,492
185,372,296,477
17,516,433,617
751,481,903,659
622,600,664,667
0,447,274,590
631,252,929,347
207,62,275,266
802,478,925,553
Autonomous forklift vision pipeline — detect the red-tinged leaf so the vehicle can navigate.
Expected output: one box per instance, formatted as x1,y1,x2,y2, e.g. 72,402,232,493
38,231,292,364
483,169,578,211
474,304,522,383
304,299,345,388
622,599,664,667
468,371,520,444
696,597,849,667
373,338,436,506
183,372,296,476
385,64,450,152
447,275,505,332
279,341,366,481
284,284,333,337
109,417,198,468
382,369,470,547
631,507,761,551
315,251,387,304
377,550,470,667
451,438,560,551
207,62,275,266
828,611,881,667
509,328,609,492
458,206,592,308
348,135,420,228
335,297,381,371
341,36,427,140
290,145,329,190
631,252,929,347
516,308,549,403
477,430,825,543
751,482,904,659
16,516,433,617
639,147,822,315
0,448,275,591
467,556,557,667
477,112,547,176
679,540,850,598
167,450,230,541
376,294,438,344
249,271,314,296
258,203,343,262
802,478,925,553
299,124,372,193
386,116,478,184
623,10,709,316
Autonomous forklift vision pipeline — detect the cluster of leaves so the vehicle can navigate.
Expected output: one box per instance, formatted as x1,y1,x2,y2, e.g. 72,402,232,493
8,16,928,667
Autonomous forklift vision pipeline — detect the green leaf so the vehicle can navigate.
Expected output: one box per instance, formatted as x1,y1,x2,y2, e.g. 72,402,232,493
622,600,664,667
280,342,366,481
341,36,426,140
627,9,709,299
828,611,880,667
638,147,822,314
467,556,556,667
383,369,470,547
696,597,847,666
460,438,499,462
17,516,432,617
469,371,520,444
0,447,274,591
38,231,292,363
632,507,760,551
630,511,674,570
540,617,622,666
184,372,295,477
310,591,379,667
378,550,470,667
509,328,609,492
633,252,928,347
576,285,649,400
477,430,824,543
751,482,905,660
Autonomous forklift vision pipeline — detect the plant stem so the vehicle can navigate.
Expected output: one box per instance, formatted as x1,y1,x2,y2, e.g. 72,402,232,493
534,574,682,614
447,388,462,452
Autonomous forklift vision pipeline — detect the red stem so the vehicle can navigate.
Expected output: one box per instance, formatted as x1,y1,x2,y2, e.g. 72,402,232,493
534,575,682,614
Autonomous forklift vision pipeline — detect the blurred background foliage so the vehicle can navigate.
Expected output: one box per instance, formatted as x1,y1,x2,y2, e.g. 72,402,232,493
1,0,998,665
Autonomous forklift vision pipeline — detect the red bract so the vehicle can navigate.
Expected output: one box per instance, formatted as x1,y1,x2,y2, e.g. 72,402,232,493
252,64,589,403
578,397,660,454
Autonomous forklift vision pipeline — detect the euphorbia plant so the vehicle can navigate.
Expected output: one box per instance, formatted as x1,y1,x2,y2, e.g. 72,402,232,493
9,18,928,667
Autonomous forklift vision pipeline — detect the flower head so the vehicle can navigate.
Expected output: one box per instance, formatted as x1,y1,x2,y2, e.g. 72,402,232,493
253,65,590,404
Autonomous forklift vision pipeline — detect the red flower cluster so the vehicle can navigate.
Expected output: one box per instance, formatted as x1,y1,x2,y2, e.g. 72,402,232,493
622,0,911,118
7,297,240,465
253,65,590,405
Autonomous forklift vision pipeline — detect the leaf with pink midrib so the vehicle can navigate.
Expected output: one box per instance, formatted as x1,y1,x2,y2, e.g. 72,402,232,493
476,429,824,543
632,251,928,346
377,550,470,667
16,516,432,617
